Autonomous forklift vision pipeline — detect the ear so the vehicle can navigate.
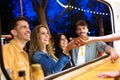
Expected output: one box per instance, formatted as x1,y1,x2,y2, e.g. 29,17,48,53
87,28,89,33
11,30,17,36
85,27,88,32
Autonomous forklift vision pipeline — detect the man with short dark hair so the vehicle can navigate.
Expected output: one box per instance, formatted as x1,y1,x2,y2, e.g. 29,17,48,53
2,17,31,80
70,20,119,66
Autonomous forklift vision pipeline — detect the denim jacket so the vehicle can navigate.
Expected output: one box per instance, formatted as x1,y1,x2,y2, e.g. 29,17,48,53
32,51,70,76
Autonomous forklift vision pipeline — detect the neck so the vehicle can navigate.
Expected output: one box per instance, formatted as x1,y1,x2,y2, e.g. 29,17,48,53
13,38,27,49
42,45,47,53
61,47,66,50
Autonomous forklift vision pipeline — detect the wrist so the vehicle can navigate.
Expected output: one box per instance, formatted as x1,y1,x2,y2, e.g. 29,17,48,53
63,47,71,55
63,48,69,54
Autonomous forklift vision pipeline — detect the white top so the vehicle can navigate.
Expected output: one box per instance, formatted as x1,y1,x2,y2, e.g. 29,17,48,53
76,46,86,66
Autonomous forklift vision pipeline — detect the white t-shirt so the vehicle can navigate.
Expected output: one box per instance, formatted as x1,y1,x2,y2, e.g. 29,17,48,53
76,46,86,66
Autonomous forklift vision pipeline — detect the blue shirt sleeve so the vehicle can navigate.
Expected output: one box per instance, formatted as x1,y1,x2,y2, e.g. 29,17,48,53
32,51,70,75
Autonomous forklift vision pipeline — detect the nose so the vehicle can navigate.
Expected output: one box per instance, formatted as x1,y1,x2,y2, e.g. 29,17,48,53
80,28,84,32
26,27,31,33
63,38,68,42
46,34,50,38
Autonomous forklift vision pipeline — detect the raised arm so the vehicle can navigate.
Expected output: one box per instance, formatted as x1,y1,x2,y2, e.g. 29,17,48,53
93,33,120,42
80,33,120,45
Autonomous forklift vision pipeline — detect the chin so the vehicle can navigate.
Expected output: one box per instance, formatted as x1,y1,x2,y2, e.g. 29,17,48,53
80,34,86,36
26,38,30,41
46,42,49,45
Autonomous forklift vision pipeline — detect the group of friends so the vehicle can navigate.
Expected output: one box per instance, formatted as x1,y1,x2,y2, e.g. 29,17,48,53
2,16,120,80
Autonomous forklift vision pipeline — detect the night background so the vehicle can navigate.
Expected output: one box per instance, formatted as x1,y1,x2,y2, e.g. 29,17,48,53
0,0,112,38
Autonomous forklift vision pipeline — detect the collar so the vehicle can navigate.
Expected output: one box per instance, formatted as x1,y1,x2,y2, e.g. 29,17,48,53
10,40,25,53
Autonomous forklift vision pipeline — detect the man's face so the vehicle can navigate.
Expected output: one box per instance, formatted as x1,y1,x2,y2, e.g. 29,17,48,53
12,20,31,42
75,25,88,37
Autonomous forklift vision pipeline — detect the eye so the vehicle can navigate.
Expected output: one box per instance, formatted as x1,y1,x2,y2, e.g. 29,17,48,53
22,25,26,28
41,32,45,34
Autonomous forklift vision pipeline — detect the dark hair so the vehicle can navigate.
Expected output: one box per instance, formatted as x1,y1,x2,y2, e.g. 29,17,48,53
9,16,28,38
9,16,28,31
75,20,88,29
54,33,67,58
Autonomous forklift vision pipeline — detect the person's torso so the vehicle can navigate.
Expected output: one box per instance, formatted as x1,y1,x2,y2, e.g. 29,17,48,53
2,40,30,80
71,42,99,66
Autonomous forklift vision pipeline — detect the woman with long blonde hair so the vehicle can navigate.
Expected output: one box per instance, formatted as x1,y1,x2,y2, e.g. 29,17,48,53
29,25,81,76
29,25,57,61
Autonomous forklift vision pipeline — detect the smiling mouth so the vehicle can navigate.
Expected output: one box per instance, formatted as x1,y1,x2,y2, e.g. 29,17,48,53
25,33,30,36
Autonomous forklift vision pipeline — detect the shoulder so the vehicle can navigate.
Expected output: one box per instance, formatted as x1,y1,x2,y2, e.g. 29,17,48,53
32,51,47,58
96,41,107,45
32,51,48,62
3,43,11,48
33,51,45,56
2,43,14,53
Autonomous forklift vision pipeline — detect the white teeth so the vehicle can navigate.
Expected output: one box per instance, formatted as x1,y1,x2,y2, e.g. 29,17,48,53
45,38,49,41
26,33,30,36
64,42,67,45
45,40,49,41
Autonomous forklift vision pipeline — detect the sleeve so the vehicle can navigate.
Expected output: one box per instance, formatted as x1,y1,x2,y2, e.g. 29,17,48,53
2,45,13,75
2,45,15,79
32,51,70,74
96,41,112,52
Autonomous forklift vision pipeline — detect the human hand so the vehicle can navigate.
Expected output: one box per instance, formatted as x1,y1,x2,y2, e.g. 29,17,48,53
109,51,119,62
78,37,95,46
63,37,82,54
96,70,120,78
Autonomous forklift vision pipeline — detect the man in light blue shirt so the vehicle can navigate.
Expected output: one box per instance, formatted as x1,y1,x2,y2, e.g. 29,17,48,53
70,20,119,66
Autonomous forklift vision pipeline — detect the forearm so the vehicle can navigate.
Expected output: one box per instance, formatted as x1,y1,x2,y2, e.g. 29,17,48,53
106,48,115,54
54,54,70,72
94,33,120,42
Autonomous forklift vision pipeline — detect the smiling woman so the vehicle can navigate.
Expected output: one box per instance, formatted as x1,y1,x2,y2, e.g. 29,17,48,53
29,25,81,76
29,25,69,76
54,33,73,70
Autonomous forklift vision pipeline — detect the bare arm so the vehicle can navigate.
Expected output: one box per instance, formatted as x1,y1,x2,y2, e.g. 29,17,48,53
105,48,119,62
93,33,120,42
80,33,120,45
97,70,120,78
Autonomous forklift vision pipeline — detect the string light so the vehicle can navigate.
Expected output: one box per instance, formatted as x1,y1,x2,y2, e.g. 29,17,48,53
84,10,86,12
75,7,77,9
87,10,89,13
81,9,84,11
90,11,93,13
69,5,109,16
71,6,74,9
56,0,109,16
69,5,71,8
78,8,80,10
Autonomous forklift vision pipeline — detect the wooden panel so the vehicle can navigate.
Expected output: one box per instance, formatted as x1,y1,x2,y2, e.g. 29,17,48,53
53,58,120,80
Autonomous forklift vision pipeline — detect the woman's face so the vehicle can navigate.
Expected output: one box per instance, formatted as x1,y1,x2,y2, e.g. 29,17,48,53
38,27,50,46
59,35,68,49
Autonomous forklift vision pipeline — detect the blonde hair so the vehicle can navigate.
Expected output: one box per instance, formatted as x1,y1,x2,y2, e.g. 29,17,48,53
29,25,58,62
